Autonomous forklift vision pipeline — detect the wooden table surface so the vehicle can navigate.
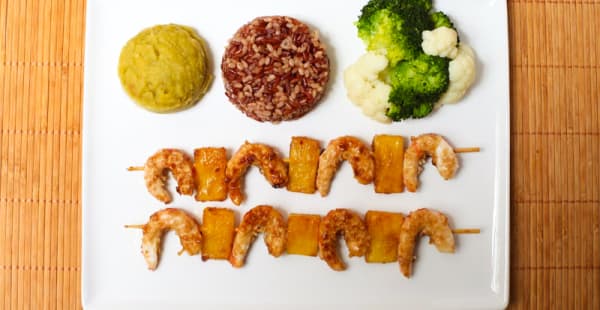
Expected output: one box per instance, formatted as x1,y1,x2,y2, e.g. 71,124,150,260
0,0,598,309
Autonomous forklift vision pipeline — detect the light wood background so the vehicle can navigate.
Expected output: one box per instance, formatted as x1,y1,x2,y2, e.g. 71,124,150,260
0,0,598,309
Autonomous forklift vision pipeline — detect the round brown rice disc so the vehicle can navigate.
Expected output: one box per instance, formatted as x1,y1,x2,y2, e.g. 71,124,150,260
221,16,330,122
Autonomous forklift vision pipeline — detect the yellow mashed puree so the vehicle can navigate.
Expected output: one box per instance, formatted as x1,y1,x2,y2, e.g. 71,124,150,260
118,24,212,113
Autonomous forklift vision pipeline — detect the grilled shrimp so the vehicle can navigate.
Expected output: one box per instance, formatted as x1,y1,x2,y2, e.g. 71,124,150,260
398,208,455,278
403,134,459,192
229,205,286,267
144,149,195,203
226,142,288,205
318,209,370,271
316,136,375,197
130,208,202,270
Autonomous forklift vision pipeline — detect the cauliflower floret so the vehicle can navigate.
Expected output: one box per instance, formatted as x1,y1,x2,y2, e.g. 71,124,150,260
421,27,459,59
343,52,392,123
437,43,477,105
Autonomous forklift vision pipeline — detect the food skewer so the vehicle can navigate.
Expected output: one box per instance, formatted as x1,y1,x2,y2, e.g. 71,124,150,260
125,224,480,235
127,148,480,171
127,135,481,203
126,206,480,274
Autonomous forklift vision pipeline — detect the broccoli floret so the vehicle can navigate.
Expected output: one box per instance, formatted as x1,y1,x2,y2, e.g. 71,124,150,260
389,54,450,101
430,11,454,29
359,0,432,17
385,53,449,121
386,89,434,121
356,0,433,65
409,0,433,11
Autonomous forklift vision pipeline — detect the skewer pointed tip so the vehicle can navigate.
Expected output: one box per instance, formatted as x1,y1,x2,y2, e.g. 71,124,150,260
124,224,145,229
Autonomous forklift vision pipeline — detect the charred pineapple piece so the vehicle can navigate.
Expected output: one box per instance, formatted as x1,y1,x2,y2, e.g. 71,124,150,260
287,137,321,194
372,135,405,193
286,213,321,256
201,207,235,260
194,147,228,202
365,210,404,263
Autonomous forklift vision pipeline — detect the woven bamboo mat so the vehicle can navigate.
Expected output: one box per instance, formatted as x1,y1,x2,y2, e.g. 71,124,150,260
0,0,598,308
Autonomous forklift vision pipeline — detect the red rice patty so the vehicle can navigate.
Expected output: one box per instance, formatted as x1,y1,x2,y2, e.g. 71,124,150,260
221,16,330,122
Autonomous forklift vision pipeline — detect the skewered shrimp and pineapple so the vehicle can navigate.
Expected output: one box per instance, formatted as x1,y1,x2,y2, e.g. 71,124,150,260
128,134,478,204
126,206,478,277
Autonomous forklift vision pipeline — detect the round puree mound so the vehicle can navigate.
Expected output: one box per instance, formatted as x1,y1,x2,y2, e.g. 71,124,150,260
118,24,212,113
222,16,330,122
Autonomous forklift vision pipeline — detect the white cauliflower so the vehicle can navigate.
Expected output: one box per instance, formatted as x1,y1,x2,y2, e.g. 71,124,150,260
343,52,392,123
421,27,459,59
437,43,477,105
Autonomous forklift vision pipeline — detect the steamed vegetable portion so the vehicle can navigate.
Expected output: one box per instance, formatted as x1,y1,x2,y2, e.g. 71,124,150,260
345,0,477,122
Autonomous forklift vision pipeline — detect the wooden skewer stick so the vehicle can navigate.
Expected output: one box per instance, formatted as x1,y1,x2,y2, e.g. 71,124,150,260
128,146,479,170
124,224,145,229
125,223,481,234
454,147,480,153
452,228,481,234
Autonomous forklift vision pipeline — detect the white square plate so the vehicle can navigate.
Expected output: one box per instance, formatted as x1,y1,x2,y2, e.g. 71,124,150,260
82,0,509,309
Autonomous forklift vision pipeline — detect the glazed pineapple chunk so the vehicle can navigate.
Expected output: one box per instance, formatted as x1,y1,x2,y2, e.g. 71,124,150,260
372,135,405,193
194,147,228,202
365,210,404,263
286,213,321,256
287,137,321,194
201,207,235,260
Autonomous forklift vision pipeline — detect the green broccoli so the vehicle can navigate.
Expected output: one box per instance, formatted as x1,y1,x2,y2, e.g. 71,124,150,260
387,89,434,120
410,0,433,11
430,11,454,29
385,53,449,121
356,0,433,65
355,0,454,121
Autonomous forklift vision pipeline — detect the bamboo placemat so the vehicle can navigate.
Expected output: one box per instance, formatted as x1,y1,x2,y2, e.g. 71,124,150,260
0,0,598,308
